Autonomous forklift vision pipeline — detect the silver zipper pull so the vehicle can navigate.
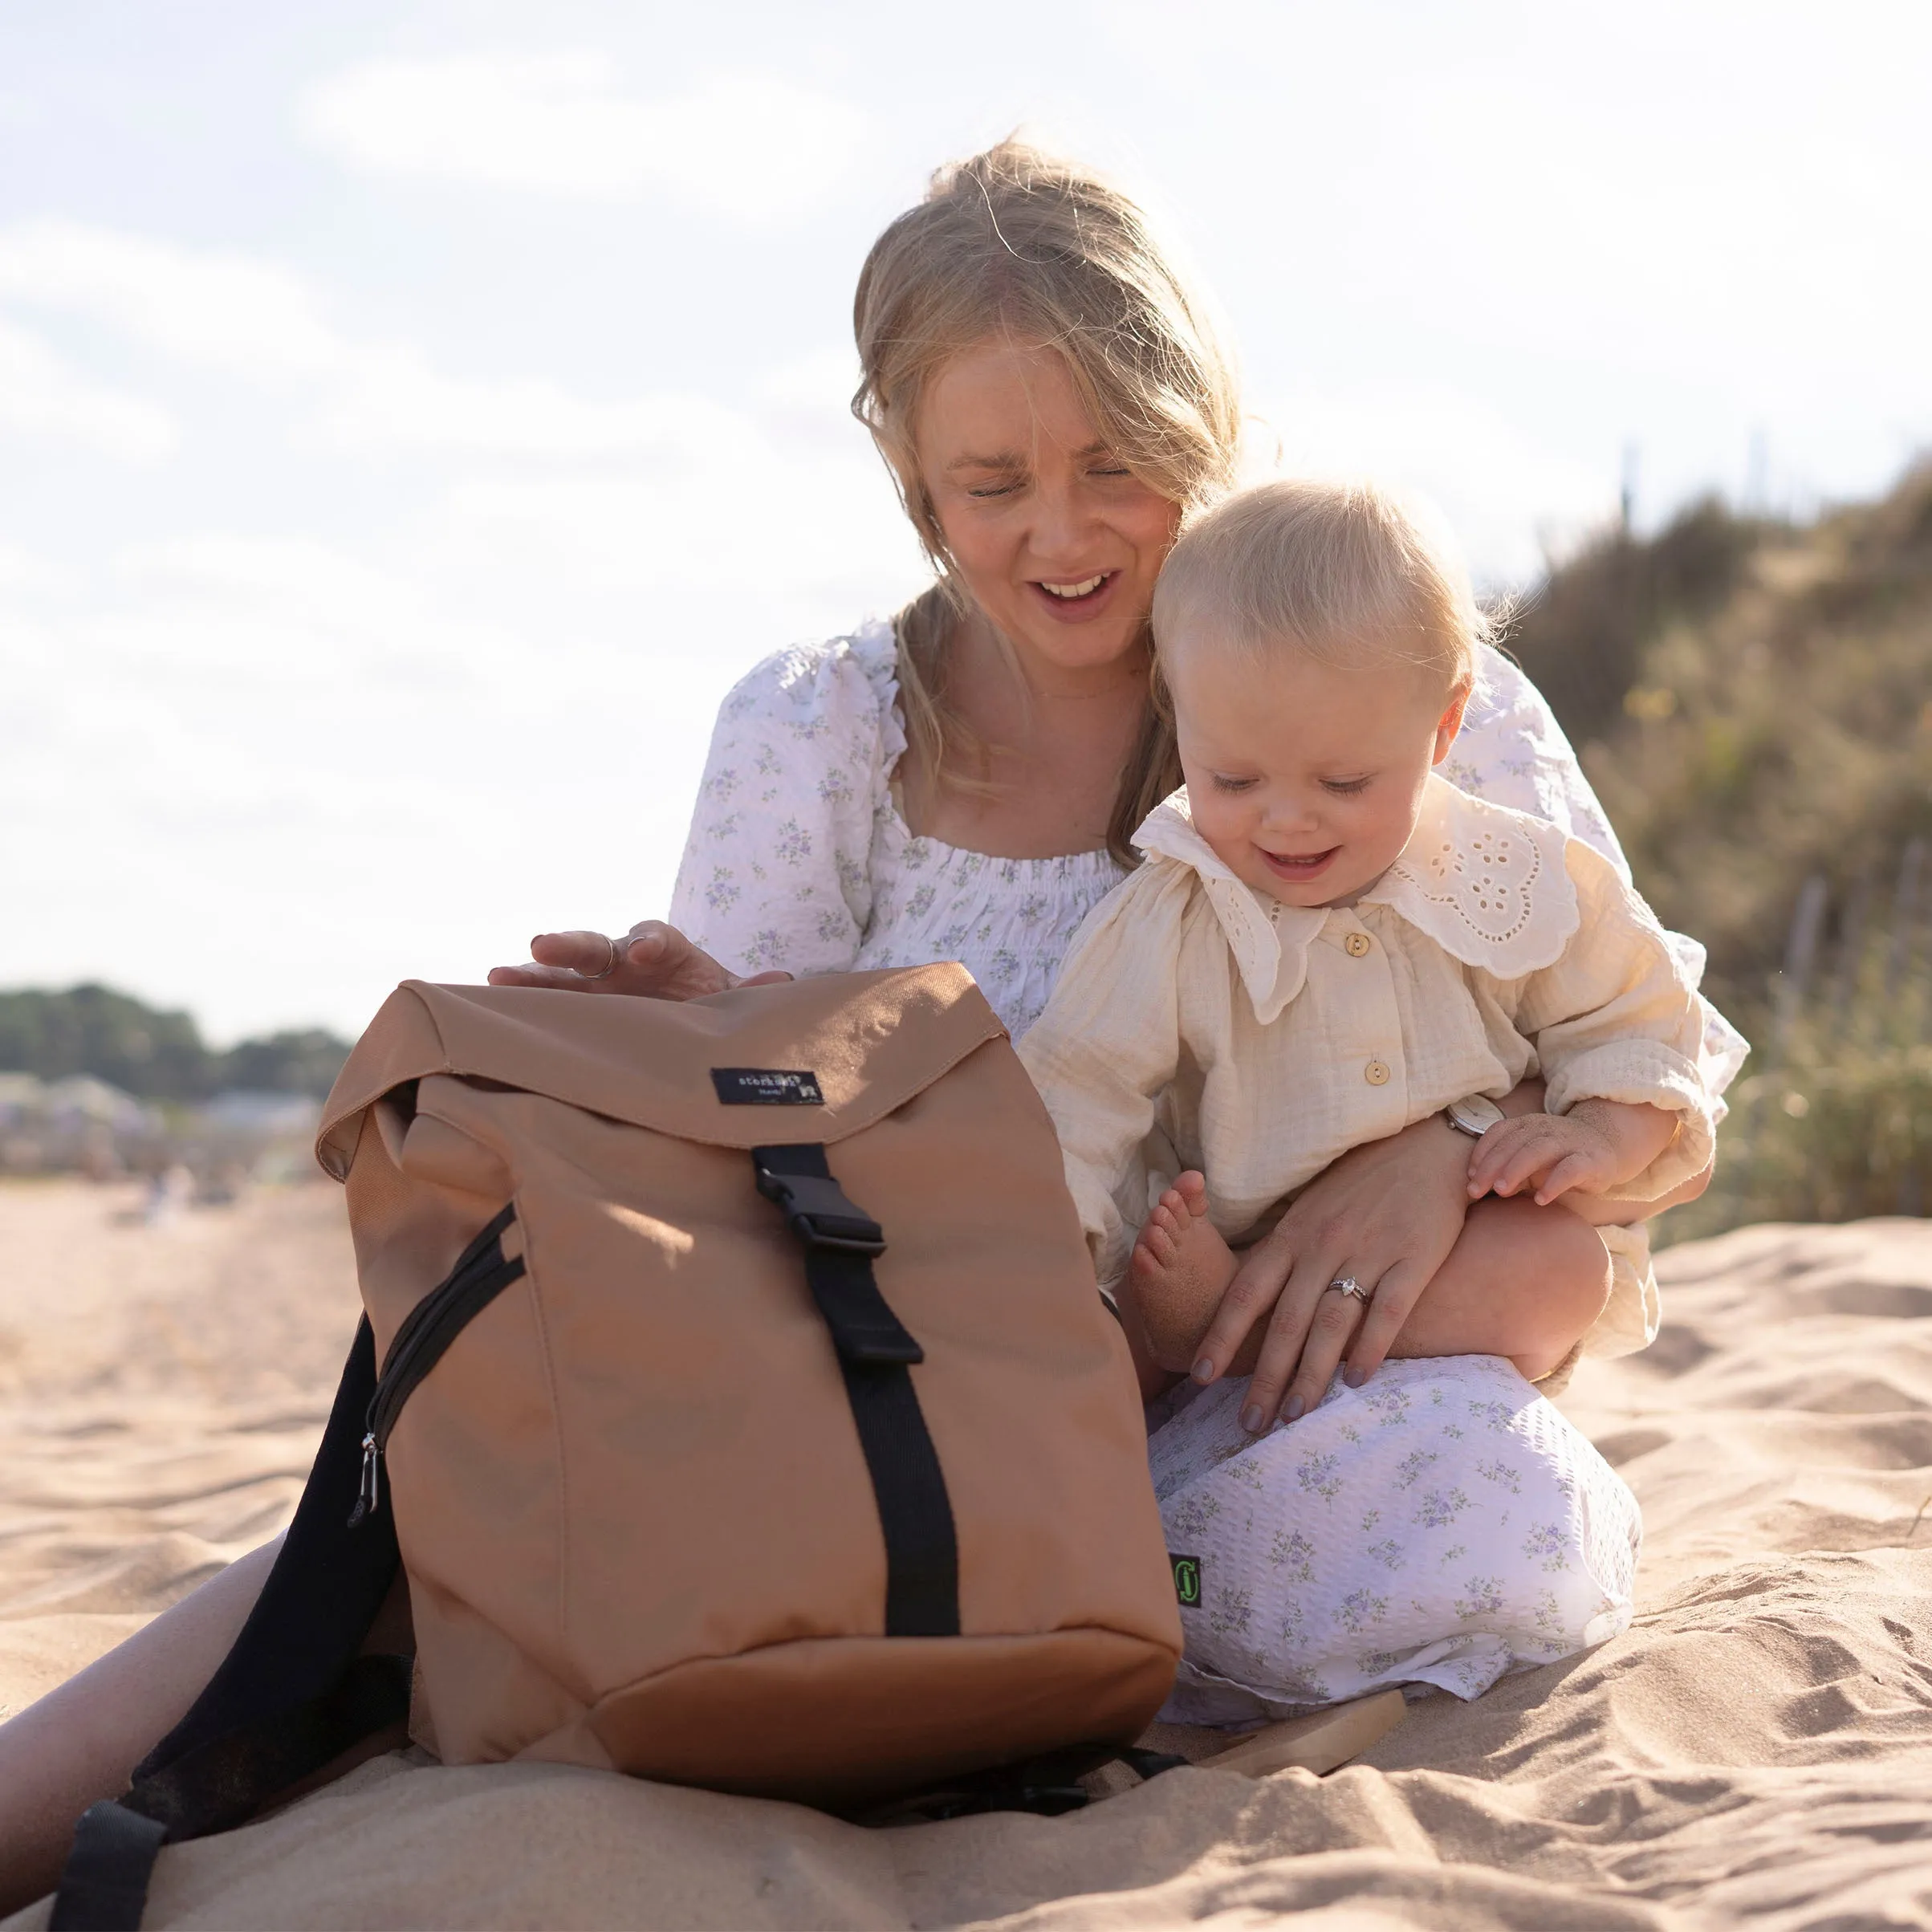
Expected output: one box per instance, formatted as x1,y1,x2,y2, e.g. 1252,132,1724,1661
348,1431,382,1528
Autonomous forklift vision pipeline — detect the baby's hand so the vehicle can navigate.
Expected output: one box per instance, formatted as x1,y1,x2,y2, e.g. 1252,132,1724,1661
1465,1108,1624,1206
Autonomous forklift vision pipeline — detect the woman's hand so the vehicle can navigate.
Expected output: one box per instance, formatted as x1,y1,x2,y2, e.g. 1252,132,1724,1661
486,922,791,1001
1190,1111,1475,1433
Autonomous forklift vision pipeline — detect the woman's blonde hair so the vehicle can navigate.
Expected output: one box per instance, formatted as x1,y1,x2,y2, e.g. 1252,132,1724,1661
852,138,1242,861
1152,478,1487,693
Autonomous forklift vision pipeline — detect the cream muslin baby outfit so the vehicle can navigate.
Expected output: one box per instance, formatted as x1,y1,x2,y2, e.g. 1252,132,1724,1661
1017,774,1714,1347
1019,775,1716,1723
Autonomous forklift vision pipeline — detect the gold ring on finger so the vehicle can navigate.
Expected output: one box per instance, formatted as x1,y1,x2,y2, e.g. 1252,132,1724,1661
580,933,622,981
1327,1276,1371,1303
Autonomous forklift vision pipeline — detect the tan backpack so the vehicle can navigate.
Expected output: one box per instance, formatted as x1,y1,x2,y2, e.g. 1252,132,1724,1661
51,966,1182,1930
331,965,1178,1796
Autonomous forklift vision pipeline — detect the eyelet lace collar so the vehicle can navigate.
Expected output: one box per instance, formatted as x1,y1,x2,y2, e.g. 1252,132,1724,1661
1133,775,1580,1023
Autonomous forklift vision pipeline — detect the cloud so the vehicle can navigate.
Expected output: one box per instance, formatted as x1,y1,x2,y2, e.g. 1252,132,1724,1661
0,219,866,470
312,348,758,462
0,221,341,381
301,55,864,218
1254,382,1619,586
0,315,176,461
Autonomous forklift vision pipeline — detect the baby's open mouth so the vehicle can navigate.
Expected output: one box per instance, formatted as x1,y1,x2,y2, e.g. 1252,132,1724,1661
1259,846,1339,882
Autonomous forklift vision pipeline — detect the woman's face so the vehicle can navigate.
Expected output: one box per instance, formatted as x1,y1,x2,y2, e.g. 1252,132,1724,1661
914,342,1181,682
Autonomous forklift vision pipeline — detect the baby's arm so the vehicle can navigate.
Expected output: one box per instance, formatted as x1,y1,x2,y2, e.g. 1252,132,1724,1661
1015,865,1190,1300
1465,1098,1678,1207
1506,839,1718,1211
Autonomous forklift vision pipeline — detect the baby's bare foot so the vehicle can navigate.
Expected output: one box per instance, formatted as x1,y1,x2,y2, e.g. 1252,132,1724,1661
1130,1173,1240,1377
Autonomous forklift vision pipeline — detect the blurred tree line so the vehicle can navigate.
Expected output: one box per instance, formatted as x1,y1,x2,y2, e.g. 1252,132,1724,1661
1507,462,1932,1237
0,984,352,1100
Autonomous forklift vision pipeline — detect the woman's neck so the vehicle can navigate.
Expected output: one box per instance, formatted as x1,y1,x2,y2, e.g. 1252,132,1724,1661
898,608,1151,860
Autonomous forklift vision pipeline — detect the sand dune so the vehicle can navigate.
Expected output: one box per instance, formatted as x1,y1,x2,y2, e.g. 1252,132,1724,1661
4,1183,1931,1928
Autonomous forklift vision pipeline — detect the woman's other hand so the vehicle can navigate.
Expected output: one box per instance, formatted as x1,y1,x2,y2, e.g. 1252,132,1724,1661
486,922,791,1001
1190,1112,1474,1432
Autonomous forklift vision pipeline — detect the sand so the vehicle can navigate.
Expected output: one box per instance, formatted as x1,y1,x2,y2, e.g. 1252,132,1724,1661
4,1179,1931,1928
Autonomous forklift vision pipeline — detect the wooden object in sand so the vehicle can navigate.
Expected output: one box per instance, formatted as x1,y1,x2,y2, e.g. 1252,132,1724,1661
1197,1689,1408,1779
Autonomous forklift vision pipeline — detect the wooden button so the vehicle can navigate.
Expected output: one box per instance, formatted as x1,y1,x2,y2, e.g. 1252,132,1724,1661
1365,1059,1391,1086
1344,931,1372,958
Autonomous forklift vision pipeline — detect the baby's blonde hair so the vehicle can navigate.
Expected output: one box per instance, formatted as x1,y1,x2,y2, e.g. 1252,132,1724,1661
1152,478,1487,694
852,137,1243,859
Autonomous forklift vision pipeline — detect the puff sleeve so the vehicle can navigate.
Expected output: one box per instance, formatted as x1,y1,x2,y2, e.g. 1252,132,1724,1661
668,631,896,978
1515,840,1717,1203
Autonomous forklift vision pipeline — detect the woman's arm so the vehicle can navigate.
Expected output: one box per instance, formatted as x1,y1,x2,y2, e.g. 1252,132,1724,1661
1188,1076,1695,1430
0,1537,284,1915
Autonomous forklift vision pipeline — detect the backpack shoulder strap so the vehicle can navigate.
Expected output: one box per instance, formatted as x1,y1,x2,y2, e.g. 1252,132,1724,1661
50,1320,408,1931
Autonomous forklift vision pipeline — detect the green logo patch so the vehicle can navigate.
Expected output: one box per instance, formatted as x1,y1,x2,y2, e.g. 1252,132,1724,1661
1170,1554,1202,1607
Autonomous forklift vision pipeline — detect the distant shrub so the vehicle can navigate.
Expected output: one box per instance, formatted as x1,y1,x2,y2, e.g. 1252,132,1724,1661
1505,463,1932,1239
1666,1047,1932,1243
0,985,351,1100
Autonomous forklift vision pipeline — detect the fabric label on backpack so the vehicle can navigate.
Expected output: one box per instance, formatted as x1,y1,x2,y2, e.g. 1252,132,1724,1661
1170,1555,1202,1607
711,1068,826,1106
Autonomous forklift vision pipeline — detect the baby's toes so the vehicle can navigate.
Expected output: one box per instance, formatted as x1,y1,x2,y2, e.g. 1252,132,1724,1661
1133,1225,1176,1272
1173,1170,1210,1218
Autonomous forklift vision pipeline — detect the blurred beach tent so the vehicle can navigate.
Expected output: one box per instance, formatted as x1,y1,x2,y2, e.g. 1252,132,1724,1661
0,1068,321,1182
0,1072,162,1177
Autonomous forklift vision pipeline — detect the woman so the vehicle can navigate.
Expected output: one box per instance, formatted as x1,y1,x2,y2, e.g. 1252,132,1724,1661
0,140,1736,1909
494,139,1733,1418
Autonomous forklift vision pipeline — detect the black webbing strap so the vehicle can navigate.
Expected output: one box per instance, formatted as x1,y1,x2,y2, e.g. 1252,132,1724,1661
51,1657,412,1931
849,1742,1189,1825
51,1321,409,1931
752,1145,959,1638
47,1805,166,1932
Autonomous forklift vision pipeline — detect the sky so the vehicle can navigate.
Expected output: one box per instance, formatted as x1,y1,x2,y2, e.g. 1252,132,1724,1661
2,0,1928,1043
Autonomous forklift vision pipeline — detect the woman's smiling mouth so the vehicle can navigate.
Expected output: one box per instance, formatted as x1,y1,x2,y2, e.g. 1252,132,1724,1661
1028,571,1118,618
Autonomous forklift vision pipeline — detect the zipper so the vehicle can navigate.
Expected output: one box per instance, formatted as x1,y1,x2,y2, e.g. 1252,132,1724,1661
348,1203,526,1527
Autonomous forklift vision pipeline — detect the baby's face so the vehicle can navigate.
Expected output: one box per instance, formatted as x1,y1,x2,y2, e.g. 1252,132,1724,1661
1165,635,1467,907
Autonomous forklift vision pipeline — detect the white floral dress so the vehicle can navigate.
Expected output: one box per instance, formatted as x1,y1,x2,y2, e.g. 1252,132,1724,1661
667,617,1737,1724
1146,1356,1641,1723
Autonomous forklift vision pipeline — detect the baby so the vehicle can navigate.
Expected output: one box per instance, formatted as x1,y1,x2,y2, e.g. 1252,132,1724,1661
1019,478,1714,1410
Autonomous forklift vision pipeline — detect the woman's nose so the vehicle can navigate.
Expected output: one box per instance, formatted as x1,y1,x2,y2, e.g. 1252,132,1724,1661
1027,473,1102,559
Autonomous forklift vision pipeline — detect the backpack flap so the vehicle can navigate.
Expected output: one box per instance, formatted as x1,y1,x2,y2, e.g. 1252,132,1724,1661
315,966,1007,1179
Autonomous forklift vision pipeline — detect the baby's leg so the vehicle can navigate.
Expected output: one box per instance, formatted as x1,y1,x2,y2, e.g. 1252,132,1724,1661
1128,1174,1263,1378
1130,1182,1610,1391
1385,1194,1612,1381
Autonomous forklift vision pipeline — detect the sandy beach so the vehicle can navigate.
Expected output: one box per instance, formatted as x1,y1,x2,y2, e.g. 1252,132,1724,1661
4,1178,1930,1928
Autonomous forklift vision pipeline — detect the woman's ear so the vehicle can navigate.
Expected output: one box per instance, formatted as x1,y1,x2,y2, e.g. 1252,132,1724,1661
1431,681,1473,764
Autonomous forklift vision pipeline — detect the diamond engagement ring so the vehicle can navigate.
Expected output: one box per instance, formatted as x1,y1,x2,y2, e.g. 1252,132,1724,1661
580,933,622,981
1328,1276,1370,1303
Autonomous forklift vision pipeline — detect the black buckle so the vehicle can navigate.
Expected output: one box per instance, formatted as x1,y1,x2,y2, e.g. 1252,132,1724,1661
753,1164,887,1256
